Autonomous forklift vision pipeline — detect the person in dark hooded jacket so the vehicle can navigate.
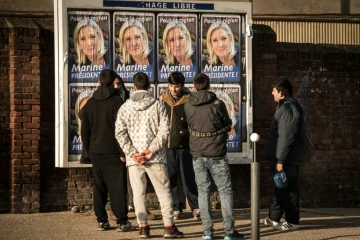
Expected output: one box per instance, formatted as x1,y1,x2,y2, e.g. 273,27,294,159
184,73,244,240
263,78,306,231
80,69,134,232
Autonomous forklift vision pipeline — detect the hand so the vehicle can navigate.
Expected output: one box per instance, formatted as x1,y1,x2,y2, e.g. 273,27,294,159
141,150,153,161
276,163,283,172
228,128,236,136
132,153,145,165
120,157,126,163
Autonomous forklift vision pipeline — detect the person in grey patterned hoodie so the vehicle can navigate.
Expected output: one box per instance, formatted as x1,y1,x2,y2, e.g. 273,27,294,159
115,72,184,239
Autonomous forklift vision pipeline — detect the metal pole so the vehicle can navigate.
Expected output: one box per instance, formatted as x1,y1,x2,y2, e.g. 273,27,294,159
250,133,260,240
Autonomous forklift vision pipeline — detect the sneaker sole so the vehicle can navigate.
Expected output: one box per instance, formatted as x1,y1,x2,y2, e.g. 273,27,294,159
117,227,136,232
274,226,300,231
202,236,213,240
264,218,279,227
140,235,149,239
224,237,244,240
163,235,184,238
98,228,109,231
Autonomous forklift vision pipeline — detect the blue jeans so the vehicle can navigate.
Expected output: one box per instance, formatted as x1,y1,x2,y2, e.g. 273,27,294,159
193,157,235,236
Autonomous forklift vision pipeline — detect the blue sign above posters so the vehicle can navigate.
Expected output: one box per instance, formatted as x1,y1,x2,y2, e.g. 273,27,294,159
104,1,214,10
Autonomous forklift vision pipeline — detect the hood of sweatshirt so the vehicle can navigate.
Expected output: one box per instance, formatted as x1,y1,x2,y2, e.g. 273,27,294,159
187,90,217,106
128,90,156,111
92,86,117,101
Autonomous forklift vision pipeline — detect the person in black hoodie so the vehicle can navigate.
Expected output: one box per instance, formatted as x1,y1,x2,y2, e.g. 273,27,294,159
184,73,244,240
80,69,134,232
263,78,306,231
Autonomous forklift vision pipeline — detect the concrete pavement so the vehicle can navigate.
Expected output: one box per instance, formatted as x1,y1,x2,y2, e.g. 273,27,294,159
0,208,359,239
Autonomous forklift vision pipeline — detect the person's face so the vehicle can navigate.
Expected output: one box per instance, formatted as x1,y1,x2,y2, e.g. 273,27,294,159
78,26,100,59
167,27,188,59
113,78,121,89
123,26,144,58
272,87,283,102
168,84,183,99
210,28,231,58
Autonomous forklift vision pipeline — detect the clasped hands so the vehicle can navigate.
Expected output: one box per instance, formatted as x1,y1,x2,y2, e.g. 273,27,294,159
132,150,153,165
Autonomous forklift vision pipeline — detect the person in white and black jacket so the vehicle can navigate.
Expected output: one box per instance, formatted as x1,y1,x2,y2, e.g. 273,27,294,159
115,72,184,239
80,69,134,232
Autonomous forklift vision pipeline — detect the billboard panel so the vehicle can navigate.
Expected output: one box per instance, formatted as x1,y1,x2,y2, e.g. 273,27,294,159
114,12,155,82
68,11,111,83
201,14,241,83
68,83,97,158
157,14,198,82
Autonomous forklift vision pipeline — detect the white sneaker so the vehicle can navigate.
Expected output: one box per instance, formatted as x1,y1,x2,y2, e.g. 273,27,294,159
263,217,279,227
173,211,181,220
274,222,300,230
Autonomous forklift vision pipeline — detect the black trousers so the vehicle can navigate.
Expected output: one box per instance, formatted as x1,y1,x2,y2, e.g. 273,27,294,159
269,163,300,224
90,153,128,224
166,148,199,212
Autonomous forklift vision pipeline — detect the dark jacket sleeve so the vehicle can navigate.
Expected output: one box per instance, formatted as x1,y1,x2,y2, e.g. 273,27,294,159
218,100,233,130
113,98,125,158
276,104,300,164
80,106,91,153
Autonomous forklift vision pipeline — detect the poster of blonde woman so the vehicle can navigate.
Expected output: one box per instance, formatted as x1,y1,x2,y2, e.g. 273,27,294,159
68,83,97,157
157,14,198,82
68,12,111,82
201,15,241,82
114,12,155,82
185,83,241,152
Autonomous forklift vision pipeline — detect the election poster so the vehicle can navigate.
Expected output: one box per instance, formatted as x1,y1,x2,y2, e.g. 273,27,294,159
68,83,97,158
68,11,111,83
156,83,169,98
114,12,155,82
157,13,198,82
200,14,241,82
185,84,241,152
124,83,156,97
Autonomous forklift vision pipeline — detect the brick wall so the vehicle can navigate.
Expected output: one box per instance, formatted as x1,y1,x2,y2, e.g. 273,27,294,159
0,19,359,213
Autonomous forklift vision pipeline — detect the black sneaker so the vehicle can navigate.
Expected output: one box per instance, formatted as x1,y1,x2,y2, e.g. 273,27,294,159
117,221,136,232
163,225,184,238
224,230,244,240
97,221,110,231
139,226,150,239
